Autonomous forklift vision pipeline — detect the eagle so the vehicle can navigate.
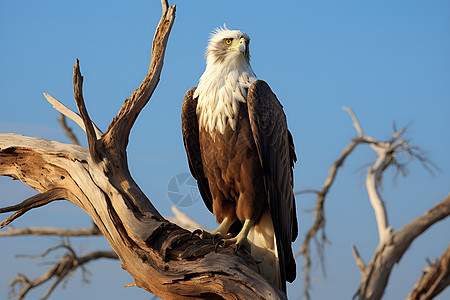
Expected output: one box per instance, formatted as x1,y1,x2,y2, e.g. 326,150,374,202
181,27,298,292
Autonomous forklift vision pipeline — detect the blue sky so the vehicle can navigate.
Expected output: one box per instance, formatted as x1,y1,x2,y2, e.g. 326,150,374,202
1,1,449,299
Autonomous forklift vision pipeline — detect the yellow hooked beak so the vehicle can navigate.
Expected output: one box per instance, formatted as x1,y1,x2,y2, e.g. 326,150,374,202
228,37,248,56
228,37,246,50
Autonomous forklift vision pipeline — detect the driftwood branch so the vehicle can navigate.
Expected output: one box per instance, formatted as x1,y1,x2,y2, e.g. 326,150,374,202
406,244,450,300
0,1,286,299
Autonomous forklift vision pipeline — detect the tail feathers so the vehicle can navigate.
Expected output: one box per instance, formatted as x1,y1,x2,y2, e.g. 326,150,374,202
247,211,281,290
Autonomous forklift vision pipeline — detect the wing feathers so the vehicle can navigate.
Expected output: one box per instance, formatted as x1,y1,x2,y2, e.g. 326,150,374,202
181,87,213,212
247,80,298,286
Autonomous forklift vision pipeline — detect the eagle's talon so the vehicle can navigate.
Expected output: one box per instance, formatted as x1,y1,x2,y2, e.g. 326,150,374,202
190,229,203,239
212,233,221,244
214,240,225,252
212,232,232,244
234,239,250,253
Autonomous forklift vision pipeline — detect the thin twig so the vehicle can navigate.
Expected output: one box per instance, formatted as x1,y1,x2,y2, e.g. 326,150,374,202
58,114,80,145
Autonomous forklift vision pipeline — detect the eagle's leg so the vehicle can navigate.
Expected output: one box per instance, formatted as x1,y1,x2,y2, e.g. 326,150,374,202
191,216,233,241
216,219,254,253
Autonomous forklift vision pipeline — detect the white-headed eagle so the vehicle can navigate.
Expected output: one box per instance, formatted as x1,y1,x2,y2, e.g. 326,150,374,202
181,27,298,292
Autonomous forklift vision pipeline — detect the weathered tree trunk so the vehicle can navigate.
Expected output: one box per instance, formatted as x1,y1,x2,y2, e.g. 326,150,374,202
0,1,285,299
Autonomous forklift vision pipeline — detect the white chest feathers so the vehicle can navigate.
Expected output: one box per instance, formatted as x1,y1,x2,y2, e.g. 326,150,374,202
195,68,257,135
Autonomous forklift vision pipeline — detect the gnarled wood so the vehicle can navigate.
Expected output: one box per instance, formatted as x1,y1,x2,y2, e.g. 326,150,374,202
0,1,285,299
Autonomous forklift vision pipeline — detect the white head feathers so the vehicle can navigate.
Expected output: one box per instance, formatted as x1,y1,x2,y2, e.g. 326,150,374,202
195,27,257,135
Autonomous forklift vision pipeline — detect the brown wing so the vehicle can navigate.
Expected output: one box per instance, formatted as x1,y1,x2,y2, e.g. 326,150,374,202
247,80,298,287
181,87,213,212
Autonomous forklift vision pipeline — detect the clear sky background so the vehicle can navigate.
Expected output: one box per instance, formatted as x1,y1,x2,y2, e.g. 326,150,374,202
1,1,449,299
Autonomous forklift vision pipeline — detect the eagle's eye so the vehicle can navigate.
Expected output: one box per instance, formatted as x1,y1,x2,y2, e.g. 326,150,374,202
224,38,232,45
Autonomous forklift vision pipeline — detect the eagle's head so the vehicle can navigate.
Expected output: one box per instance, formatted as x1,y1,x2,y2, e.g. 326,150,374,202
205,27,251,67
195,27,257,134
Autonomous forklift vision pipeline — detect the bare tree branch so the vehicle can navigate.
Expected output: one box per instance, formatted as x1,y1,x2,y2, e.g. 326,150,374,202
295,107,369,300
9,241,118,300
0,189,69,229
354,194,450,300
406,243,450,300
352,244,367,275
366,142,392,244
73,59,100,162
342,106,364,137
0,224,101,237
58,114,80,146
103,0,175,154
44,93,103,139
296,107,443,300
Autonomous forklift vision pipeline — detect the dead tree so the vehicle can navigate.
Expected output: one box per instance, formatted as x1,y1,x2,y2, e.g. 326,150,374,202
296,107,450,300
0,1,285,299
